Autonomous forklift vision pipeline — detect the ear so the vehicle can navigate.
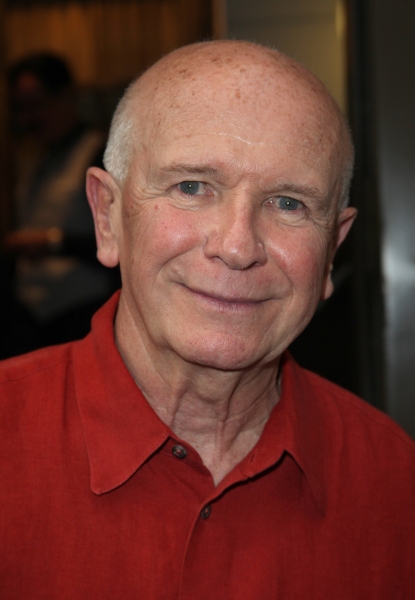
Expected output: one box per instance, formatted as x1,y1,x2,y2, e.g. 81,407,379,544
321,206,357,301
86,167,122,268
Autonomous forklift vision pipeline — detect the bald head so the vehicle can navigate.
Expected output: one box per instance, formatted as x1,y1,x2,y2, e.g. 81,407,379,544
104,40,353,208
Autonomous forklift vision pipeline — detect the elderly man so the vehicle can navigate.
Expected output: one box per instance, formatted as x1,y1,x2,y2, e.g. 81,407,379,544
1,41,414,599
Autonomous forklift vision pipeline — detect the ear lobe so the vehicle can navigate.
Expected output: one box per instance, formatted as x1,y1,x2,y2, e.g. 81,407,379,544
321,265,334,301
86,167,121,268
321,206,357,301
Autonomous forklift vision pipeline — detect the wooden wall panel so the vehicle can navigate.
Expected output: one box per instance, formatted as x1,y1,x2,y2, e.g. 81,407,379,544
5,0,213,86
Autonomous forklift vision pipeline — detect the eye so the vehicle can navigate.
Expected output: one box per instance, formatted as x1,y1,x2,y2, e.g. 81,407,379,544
178,181,206,195
276,196,301,211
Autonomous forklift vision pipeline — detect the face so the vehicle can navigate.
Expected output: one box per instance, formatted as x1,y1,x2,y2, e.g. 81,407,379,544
90,58,355,371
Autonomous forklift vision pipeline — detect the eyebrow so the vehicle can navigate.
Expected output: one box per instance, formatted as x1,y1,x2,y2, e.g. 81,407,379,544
154,163,222,181
270,183,324,202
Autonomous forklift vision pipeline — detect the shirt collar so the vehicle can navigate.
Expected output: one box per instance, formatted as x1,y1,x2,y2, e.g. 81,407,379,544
281,355,328,515
237,355,328,515
73,292,170,495
73,293,327,513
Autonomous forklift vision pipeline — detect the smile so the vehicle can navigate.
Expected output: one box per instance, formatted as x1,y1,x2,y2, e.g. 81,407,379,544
182,285,266,311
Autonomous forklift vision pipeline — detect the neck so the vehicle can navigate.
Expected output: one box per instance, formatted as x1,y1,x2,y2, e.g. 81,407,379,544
115,302,281,486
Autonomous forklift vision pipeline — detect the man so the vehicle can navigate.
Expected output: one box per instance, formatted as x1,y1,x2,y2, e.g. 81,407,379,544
1,41,414,599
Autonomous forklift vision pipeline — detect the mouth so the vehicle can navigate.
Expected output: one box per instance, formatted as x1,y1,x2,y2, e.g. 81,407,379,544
181,285,267,311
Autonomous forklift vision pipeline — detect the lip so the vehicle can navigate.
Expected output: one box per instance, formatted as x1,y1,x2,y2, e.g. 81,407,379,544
181,284,267,311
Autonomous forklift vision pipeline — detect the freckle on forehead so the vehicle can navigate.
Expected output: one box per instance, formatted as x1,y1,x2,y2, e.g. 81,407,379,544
133,41,349,179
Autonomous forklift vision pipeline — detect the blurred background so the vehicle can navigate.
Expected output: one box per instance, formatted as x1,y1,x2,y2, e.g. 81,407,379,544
0,0,414,438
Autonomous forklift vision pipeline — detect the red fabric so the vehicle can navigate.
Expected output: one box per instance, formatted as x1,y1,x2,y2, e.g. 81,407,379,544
1,292,415,599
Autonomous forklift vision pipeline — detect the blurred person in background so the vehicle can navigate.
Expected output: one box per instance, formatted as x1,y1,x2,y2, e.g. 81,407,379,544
1,53,118,358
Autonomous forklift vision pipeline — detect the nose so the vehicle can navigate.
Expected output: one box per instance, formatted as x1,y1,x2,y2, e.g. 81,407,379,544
204,195,267,270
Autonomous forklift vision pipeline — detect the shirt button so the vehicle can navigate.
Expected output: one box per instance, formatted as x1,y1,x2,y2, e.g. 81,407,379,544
172,444,187,459
200,504,212,520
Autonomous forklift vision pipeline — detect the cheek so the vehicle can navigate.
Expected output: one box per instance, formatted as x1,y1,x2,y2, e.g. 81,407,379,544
268,226,329,293
123,203,203,274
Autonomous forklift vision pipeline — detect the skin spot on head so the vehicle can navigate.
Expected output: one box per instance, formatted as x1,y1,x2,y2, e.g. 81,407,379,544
235,89,241,100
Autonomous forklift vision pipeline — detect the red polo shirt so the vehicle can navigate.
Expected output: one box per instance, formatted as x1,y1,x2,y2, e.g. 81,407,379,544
1,293,415,599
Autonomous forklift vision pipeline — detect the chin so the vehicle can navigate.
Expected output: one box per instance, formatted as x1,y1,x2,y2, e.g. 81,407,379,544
175,334,268,371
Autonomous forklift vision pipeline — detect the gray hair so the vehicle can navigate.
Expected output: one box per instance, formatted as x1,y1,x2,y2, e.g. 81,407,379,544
338,136,354,210
103,79,140,184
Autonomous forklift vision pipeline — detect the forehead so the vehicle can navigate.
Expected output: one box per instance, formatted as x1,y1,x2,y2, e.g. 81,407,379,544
130,47,344,190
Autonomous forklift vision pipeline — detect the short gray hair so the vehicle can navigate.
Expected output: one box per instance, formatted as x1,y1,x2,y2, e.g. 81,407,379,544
103,79,140,184
338,135,354,210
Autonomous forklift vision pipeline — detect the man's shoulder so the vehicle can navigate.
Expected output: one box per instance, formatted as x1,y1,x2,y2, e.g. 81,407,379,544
0,342,77,397
297,362,415,460
287,361,415,523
